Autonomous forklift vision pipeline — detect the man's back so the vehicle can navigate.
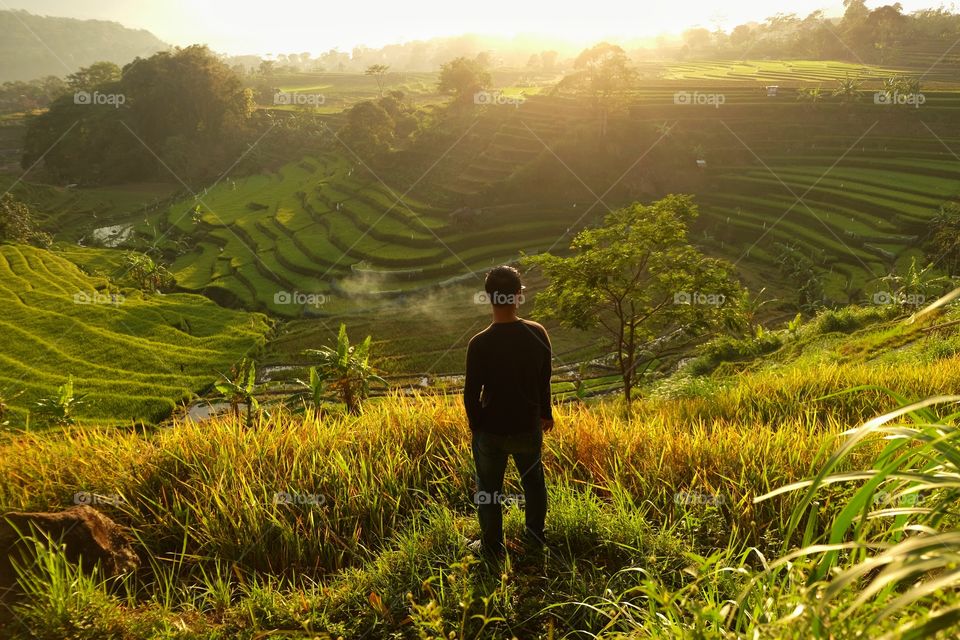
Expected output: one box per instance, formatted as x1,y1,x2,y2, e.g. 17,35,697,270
464,319,552,435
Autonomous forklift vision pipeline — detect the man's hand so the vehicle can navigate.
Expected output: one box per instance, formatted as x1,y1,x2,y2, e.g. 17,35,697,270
541,418,555,433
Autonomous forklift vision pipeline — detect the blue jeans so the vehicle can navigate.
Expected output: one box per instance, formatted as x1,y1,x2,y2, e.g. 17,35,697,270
471,429,547,552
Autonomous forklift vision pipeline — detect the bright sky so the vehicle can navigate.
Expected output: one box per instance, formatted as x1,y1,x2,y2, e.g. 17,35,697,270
5,0,950,55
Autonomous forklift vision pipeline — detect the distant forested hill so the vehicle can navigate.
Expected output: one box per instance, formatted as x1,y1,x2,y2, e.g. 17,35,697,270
0,10,167,81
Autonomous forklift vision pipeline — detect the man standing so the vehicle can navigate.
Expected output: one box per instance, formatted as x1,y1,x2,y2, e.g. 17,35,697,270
464,265,554,558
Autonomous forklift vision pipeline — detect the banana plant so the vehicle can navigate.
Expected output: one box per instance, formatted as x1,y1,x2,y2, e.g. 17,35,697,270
124,252,174,292
303,323,385,414
215,358,259,428
832,75,862,103
796,86,824,106
34,376,86,427
293,366,328,418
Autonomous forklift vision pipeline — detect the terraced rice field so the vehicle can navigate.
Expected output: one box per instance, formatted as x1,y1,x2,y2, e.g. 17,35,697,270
268,71,444,113
0,177,179,242
158,155,580,316
693,128,960,302
648,54,960,85
434,84,960,306
12,62,953,383
655,59,906,84
0,244,271,426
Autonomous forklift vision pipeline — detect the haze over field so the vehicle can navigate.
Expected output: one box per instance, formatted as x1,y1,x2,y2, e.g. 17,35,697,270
6,0,946,54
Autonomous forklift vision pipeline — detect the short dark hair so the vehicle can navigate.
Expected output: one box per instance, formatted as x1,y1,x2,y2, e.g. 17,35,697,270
484,265,524,306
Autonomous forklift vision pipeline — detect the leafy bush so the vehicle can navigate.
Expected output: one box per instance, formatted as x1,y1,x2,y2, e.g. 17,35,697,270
815,306,886,334
687,332,783,375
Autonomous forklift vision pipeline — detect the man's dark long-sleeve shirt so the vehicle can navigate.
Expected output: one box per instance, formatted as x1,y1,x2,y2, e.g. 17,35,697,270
464,319,553,434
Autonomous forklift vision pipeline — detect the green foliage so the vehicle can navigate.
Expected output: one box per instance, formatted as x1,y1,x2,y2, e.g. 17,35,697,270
338,92,422,161
0,75,66,113
22,45,254,185
832,74,863,102
123,252,175,293
815,305,886,334
562,42,637,97
750,393,960,637
437,55,491,103
303,323,384,414
878,257,955,309
796,85,825,105
292,366,327,417
525,195,745,405
8,302,960,635
775,243,824,311
925,202,960,275
214,358,260,428
0,193,51,247
0,243,270,426
9,532,125,639
339,100,397,160
364,63,390,97
33,375,86,427
66,61,121,92
687,332,784,376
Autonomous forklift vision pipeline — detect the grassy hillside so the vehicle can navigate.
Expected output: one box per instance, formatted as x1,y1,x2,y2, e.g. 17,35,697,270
2,304,960,637
0,175,179,243
0,244,272,426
